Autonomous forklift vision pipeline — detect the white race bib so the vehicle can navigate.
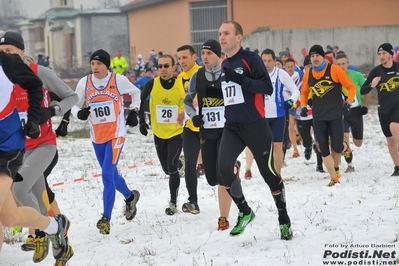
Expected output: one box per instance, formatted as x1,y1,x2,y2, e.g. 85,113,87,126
351,96,359,108
90,101,116,124
202,106,225,129
221,81,244,106
156,105,178,123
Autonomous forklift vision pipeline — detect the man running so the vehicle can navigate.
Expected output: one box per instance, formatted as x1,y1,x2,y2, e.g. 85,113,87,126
217,20,293,239
245,49,299,177
72,49,141,235
0,50,72,264
138,54,185,215
361,43,399,176
0,31,77,263
335,53,368,173
300,45,356,186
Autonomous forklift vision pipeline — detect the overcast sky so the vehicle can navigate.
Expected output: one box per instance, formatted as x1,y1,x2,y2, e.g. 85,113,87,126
22,0,131,18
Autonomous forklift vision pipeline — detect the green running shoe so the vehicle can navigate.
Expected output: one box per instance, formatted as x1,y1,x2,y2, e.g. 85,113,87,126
280,224,293,240
229,209,255,237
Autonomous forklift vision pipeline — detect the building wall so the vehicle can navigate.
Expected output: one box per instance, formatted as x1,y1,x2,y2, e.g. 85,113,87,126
126,0,398,66
231,0,399,34
241,25,399,69
127,0,191,63
90,15,129,62
75,16,91,67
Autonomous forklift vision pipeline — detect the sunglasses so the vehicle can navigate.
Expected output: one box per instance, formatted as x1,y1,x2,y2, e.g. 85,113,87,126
158,64,170,69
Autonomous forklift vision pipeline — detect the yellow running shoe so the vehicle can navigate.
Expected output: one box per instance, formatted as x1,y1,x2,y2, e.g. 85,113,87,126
32,234,49,263
54,244,74,266
21,234,35,251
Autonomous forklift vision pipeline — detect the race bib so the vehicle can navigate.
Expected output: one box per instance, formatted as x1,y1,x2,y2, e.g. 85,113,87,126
156,105,178,123
202,106,225,129
90,101,116,124
351,96,359,108
221,81,244,106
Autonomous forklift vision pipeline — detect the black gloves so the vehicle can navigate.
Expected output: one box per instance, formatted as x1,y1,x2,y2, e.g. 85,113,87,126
300,107,308,117
77,106,91,120
139,120,149,136
191,115,204,127
55,120,69,137
24,121,40,138
126,110,138,127
224,68,245,85
39,107,55,124
284,100,294,110
342,102,351,116
361,106,368,115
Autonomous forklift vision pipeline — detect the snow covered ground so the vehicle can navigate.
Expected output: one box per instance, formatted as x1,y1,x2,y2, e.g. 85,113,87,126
1,108,398,266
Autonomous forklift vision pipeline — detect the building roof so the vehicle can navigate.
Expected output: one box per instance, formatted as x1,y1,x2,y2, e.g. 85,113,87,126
121,0,174,12
31,7,123,22
31,8,80,22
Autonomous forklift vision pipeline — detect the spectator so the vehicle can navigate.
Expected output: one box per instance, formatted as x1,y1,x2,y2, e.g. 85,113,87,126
133,54,146,77
300,47,308,67
37,54,49,67
111,51,129,75
333,45,339,54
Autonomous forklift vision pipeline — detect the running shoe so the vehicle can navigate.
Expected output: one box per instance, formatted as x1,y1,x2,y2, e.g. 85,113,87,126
244,169,252,180
96,216,110,235
280,224,293,240
391,166,399,176
54,244,74,266
32,234,49,263
47,214,70,260
125,190,140,221
229,209,255,237
165,202,178,216
327,177,340,187
182,200,200,214
218,217,230,231
21,235,35,251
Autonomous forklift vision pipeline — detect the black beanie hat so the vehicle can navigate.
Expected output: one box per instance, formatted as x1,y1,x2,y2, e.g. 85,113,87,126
201,39,221,58
0,31,25,50
90,49,110,69
377,43,394,56
309,45,325,57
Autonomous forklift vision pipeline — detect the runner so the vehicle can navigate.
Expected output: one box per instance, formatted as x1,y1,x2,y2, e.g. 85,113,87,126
0,49,72,264
300,45,356,186
245,49,299,177
0,32,77,264
361,43,399,176
176,45,203,213
72,49,141,234
184,39,240,230
218,21,292,239
138,54,185,215
335,53,368,173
